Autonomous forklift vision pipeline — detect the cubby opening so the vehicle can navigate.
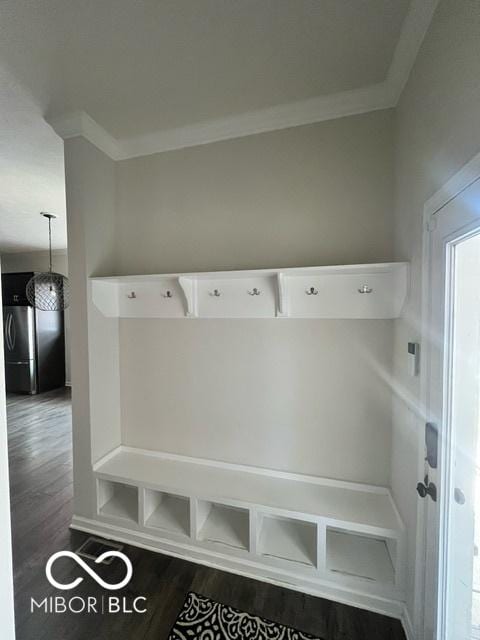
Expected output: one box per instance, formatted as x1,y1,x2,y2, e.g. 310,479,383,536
143,489,190,536
97,480,138,524
257,514,317,568
326,528,395,584
196,501,249,551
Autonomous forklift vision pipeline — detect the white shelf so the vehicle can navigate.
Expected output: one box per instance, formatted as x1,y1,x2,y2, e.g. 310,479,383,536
97,480,138,524
143,489,190,536
95,448,402,534
326,528,395,584
258,514,317,568
91,262,408,319
196,501,249,551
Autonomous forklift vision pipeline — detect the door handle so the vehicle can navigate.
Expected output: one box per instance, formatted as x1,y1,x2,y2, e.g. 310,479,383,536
454,488,466,505
417,475,437,502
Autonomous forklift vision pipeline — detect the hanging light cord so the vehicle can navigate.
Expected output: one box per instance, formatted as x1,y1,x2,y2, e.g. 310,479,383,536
48,215,53,273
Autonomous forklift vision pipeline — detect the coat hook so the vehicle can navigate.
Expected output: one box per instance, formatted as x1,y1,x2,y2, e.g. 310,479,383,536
162,290,173,298
209,289,221,297
127,291,137,299
358,284,373,294
305,287,318,296
248,288,261,296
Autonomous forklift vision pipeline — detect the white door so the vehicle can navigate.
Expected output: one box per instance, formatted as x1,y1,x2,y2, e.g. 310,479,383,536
423,176,480,640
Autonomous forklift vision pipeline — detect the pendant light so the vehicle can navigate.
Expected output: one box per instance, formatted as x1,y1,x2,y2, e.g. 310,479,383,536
26,213,70,311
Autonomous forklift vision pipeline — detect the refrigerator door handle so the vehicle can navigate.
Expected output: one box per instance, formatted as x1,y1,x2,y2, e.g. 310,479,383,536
4,313,13,351
9,313,16,351
3,314,8,350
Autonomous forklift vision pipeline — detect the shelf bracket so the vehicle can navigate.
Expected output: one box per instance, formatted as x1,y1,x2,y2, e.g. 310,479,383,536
91,280,119,317
178,276,198,317
276,273,289,317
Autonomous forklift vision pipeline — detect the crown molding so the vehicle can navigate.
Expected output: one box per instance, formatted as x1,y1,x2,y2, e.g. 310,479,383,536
122,82,392,159
47,0,438,160
385,0,440,104
47,111,123,160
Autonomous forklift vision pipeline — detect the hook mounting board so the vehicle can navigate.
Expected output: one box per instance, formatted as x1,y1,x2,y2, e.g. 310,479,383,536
90,262,409,320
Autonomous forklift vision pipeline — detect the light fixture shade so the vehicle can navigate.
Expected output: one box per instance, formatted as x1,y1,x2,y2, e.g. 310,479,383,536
26,272,70,311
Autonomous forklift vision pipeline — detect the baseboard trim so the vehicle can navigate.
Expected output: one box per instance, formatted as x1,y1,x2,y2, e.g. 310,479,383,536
71,514,405,622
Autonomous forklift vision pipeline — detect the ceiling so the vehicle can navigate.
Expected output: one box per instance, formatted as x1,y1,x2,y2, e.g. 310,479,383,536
0,65,67,253
0,0,430,253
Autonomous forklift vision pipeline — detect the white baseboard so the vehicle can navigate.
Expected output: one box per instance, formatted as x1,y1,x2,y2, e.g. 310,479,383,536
71,514,405,622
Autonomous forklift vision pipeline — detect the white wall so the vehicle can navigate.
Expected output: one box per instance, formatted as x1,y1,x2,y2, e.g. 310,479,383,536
120,319,393,484
0,249,71,384
64,137,121,518
116,110,394,274
391,0,480,627
115,110,396,485
0,258,17,639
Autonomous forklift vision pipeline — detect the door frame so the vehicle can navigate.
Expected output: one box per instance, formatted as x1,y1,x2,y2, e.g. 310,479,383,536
416,151,480,639
0,260,16,639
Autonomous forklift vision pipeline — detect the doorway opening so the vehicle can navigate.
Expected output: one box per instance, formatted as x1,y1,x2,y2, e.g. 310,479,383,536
444,231,480,639
1,241,72,637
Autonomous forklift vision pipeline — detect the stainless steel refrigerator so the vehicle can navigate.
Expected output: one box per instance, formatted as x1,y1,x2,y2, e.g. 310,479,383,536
2,272,65,394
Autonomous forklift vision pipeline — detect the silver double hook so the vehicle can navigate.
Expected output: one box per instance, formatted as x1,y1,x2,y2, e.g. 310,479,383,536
358,284,373,294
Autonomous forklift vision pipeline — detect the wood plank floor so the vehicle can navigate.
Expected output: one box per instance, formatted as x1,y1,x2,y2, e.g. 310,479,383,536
7,388,406,640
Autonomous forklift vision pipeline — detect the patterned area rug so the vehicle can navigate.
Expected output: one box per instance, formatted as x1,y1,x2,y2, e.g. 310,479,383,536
169,592,322,640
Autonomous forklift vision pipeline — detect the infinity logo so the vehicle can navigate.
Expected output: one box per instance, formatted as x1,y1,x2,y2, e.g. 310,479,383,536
46,551,133,591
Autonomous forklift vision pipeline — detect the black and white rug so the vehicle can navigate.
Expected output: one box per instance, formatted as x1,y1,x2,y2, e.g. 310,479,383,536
169,592,322,640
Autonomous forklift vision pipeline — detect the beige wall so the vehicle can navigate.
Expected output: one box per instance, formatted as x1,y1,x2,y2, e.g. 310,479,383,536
391,0,480,627
116,110,394,274
1,249,71,384
115,110,396,485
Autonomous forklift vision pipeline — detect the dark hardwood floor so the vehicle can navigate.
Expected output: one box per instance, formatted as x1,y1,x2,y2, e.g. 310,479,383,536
6,388,406,640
